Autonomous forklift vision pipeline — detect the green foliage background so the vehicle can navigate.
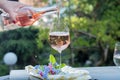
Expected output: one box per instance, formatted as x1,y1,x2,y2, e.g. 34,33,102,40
0,0,120,76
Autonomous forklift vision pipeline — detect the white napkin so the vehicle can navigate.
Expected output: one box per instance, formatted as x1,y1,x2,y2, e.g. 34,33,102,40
49,66,91,80
25,65,91,80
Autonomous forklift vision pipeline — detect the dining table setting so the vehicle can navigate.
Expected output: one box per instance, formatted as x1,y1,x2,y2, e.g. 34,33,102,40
0,66,120,80
0,0,119,80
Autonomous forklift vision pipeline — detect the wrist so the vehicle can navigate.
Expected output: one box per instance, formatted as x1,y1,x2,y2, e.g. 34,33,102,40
0,0,7,5
0,0,12,14
0,0,8,10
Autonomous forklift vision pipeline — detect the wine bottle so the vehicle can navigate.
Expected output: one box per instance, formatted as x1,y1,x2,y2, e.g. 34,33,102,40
1,5,58,27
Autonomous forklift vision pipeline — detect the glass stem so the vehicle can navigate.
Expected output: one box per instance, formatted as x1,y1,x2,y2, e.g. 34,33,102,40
60,53,61,67
59,50,62,69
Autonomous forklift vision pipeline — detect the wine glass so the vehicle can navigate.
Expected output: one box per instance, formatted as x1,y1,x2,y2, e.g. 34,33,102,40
48,21,70,68
113,42,120,68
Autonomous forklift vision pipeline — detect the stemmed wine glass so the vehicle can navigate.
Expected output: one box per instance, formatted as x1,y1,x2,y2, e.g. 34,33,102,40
48,20,70,68
113,42,120,68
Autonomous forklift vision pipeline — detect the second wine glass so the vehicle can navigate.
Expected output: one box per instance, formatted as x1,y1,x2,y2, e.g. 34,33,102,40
49,21,70,68
113,42,120,68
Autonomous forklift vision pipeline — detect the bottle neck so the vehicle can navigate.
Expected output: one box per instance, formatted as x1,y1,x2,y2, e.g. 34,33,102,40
29,5,58,16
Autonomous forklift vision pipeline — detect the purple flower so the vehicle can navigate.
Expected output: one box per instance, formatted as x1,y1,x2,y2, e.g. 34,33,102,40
44,65,50,73
51,67,60,74
34,65,40,69
38,70,43,76
33,62,61,80
43,72,48,79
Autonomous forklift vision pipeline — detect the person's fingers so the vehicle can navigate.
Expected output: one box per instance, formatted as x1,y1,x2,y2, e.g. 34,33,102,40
5,1,27,21
8,11,17,22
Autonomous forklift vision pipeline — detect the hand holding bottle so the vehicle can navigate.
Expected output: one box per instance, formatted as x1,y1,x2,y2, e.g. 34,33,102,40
1,4,58,27
14,6,58,26
0,0,27,23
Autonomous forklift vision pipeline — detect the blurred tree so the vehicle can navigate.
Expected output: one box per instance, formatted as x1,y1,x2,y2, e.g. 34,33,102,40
0,27,40,67
65,0,120,66
19,0,48,7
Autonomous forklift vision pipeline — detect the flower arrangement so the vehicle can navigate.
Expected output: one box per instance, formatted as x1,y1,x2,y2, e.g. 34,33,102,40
25,54,91,80
25,54,66,79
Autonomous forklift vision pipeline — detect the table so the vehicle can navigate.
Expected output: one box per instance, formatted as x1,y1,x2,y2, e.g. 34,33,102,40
0,66,120,80
79,66,120,80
